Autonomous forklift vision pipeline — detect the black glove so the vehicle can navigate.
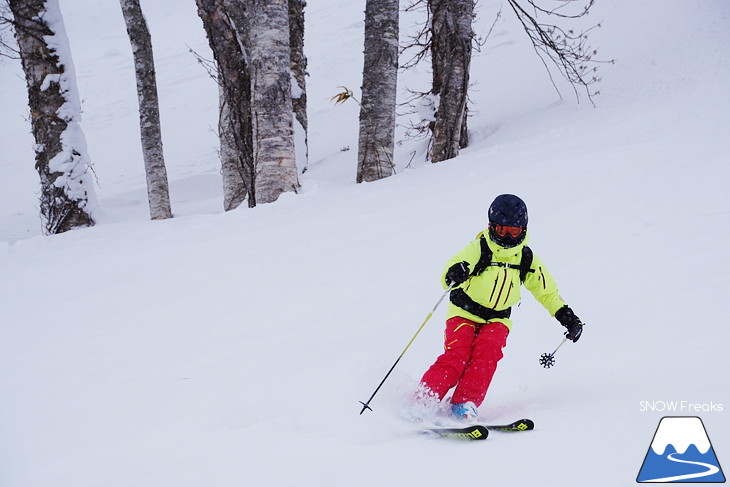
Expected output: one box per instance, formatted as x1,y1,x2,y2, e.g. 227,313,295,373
555,305,584,342
445,261,470,287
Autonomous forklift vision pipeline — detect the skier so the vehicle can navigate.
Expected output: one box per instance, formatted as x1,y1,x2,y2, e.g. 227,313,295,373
417,194,584,421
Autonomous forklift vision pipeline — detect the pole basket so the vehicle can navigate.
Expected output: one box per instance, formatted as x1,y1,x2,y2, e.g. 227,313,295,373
539,352,556,368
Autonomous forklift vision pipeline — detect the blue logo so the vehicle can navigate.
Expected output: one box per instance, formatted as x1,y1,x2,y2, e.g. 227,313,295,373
637,416,725,483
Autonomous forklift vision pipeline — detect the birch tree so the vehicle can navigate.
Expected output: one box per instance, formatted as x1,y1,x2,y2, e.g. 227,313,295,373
356,0,398,183
288,0,308,173
218,82,247,210
8,0,96,234
196,0,254,209
249,0,299,204
429,0,473,163
119,0,172,220
199,0,299,207
402,0,604,162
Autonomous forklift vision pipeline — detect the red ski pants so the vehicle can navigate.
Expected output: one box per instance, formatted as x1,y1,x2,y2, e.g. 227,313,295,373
420,317,509,407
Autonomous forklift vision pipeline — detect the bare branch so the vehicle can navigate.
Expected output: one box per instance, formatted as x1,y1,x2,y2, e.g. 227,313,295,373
507,0,610,105
399,0,431,70
474,5,502,52
187,44,218,83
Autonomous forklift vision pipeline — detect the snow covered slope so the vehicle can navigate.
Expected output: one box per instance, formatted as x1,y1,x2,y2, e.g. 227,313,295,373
1,1,728,486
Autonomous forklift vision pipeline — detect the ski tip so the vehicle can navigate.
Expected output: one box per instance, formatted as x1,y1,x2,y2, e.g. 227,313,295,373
485,418,535,432
507,418,534,431
516,419,535,431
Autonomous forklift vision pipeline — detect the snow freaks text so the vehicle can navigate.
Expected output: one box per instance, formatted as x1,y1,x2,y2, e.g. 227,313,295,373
639,401,724,413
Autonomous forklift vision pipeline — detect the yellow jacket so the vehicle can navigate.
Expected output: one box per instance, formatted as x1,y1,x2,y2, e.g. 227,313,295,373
442,231,566,331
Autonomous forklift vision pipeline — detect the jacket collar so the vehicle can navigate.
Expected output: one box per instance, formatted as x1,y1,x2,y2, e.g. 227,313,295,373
477,230,530,259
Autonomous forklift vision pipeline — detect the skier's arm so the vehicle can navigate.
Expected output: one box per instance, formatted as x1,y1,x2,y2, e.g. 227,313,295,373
522,254,566,316
524,254,584,342
440,239,482,289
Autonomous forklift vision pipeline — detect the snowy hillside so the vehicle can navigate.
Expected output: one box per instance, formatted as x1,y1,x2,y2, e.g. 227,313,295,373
1,1,729,486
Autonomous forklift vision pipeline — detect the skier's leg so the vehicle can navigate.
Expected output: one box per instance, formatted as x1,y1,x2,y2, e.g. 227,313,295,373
419,317,478,400
451,321,509,407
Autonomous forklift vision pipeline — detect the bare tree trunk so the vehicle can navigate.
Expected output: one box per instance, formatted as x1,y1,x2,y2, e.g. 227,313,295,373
218,81,246,210
356,0,398,183
219,0,249,210
119,0,172,220
196,0,255,208
8,0,95,234
429,0,473,163
249,0,299,204
288,0,308,173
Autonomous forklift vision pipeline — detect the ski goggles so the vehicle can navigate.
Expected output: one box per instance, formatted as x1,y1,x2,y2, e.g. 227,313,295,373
491,224,524,238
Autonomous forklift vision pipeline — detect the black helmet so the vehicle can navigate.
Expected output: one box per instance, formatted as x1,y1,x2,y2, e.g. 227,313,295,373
488,194,528,248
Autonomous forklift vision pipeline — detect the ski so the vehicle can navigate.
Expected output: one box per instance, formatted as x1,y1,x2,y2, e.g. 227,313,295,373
426,424,490,441
426,418,534,440
485,418,534,432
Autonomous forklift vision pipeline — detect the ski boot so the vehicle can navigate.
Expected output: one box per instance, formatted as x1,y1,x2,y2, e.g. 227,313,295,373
451,401,478,422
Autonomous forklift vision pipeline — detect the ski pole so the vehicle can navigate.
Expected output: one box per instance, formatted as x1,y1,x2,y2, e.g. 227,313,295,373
539,337,568,368
359,283,455,415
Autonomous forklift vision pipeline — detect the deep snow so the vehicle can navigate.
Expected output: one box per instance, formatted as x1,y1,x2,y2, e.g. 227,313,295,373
1,1,729,486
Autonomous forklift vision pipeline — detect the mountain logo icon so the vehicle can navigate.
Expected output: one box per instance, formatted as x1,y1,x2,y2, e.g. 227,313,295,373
637,416,725,483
